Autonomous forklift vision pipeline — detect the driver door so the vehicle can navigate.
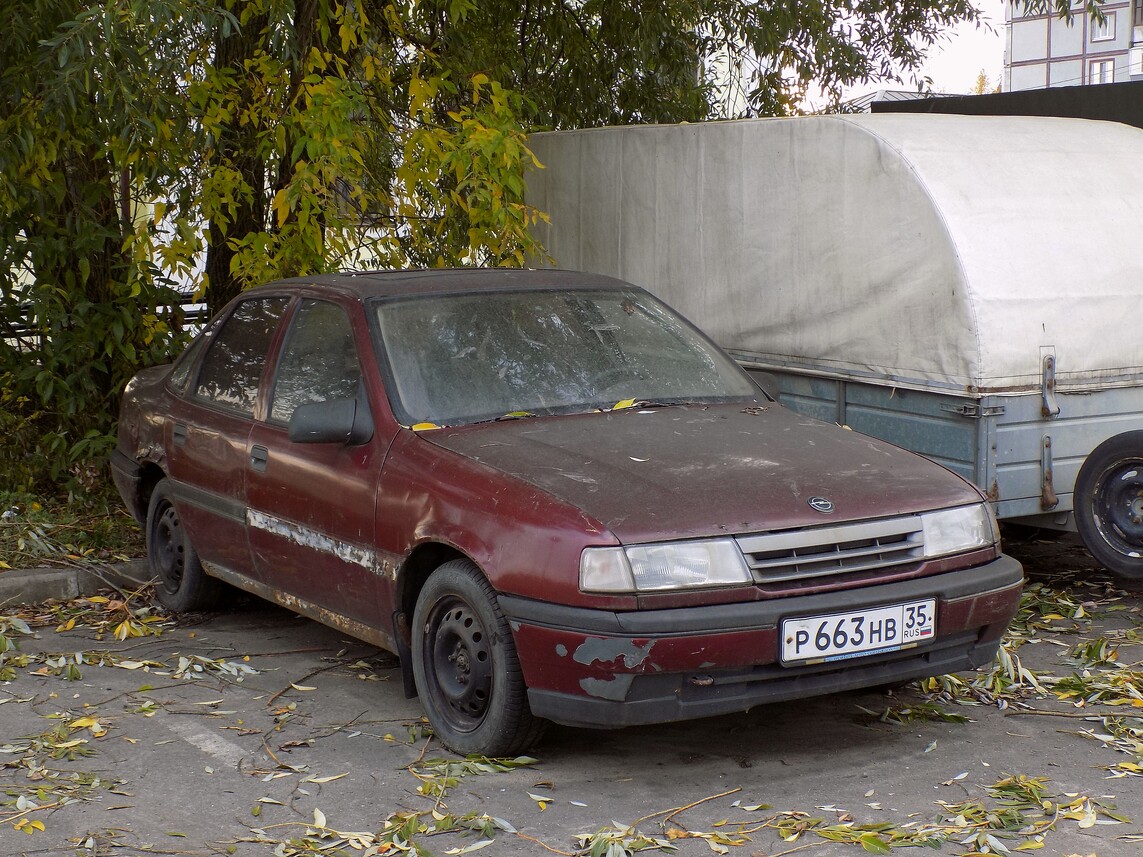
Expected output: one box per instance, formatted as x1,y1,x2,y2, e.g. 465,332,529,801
246,298,387,627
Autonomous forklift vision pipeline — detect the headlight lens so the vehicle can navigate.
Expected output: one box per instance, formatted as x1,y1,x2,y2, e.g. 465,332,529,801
920,503,999,558
580,539,752,593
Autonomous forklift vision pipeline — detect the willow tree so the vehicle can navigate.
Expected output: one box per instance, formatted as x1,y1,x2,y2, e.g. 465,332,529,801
0,2,218,491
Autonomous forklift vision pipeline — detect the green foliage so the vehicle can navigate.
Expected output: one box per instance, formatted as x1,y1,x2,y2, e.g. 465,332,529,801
574,822,676,857
397,73,549,268
858,699,972,725
409,754,539,797
0,1,205,495
0,493,144,568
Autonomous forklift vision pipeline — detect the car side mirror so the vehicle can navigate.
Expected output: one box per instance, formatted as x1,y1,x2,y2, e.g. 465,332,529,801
288,397,374,445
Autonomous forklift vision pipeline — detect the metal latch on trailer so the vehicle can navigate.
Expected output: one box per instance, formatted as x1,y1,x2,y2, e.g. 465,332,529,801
1040,435,1059,510
940,403,1006,419
1042,350,1060,419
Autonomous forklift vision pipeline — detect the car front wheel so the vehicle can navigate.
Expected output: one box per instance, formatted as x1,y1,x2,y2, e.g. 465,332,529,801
146,479,226,612
411,559,546,755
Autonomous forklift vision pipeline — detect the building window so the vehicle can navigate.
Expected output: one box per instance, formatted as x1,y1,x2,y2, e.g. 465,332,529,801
1091,12,1116,42
1090,58,1115,84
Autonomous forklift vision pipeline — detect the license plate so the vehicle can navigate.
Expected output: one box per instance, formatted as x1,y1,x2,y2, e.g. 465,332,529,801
780,599,936,664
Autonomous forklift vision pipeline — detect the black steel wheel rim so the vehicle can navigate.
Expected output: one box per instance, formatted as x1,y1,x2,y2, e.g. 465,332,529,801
425,596,493,733
153,503,185,593
1094,461,1143,555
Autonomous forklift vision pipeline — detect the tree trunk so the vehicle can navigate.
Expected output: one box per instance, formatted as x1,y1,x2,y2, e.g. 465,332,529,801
203,10,269,315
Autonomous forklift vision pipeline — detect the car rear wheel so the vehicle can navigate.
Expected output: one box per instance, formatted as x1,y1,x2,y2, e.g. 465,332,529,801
1075,432,1143,585
146,479,226,612
411,559,546,755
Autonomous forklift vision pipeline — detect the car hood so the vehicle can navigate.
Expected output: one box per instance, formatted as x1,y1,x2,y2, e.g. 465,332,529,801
421,404,982,544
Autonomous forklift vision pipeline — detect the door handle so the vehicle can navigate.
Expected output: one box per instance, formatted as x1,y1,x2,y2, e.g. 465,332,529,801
250,445,269,472
172,423,188,446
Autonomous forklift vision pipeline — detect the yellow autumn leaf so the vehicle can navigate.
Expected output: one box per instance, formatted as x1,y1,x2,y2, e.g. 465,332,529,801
305,773,348,784
527,793,551,811
272,187,291,228
15,818,45,834
411,422,441,431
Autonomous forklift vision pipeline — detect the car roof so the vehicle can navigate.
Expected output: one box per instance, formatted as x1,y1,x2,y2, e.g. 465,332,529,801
245,268,638,300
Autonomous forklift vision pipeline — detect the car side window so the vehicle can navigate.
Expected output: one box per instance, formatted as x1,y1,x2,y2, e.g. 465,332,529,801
269,299,361,425
193,297,290,415
168,315,224,394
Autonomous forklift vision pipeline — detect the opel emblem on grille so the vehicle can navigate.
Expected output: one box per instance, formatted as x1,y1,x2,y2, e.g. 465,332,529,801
808,497,834,514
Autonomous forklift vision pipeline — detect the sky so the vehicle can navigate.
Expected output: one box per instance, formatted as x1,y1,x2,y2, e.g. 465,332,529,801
847,0,1008,99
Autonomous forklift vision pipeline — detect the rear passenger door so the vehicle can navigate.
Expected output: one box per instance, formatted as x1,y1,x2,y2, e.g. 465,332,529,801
166,296,290,581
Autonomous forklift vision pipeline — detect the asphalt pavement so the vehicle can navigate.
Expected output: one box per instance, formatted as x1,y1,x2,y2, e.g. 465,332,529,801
1,535,1141,856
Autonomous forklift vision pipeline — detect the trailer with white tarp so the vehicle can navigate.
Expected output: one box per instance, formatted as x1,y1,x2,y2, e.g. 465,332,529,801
525,113,1143,582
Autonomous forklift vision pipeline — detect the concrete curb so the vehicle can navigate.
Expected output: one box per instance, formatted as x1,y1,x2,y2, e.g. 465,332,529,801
0,560,155,607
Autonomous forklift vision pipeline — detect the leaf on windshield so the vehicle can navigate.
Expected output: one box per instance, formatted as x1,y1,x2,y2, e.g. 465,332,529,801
411,422,441,431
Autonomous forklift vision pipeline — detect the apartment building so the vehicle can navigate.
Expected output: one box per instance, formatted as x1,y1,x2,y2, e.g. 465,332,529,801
1006,0,1143,90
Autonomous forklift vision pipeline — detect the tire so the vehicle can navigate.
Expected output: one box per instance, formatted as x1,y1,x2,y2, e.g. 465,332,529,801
1074,432,1143,584
146,479,226,612
411,559,546,756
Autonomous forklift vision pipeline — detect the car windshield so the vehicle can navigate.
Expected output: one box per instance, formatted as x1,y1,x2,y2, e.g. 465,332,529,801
372,287,761,426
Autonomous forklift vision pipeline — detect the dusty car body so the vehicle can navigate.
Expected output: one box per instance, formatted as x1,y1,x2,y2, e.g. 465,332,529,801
111,268,1023,755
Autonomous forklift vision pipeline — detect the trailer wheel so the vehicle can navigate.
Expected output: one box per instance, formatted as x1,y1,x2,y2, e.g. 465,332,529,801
1074,432,1143,583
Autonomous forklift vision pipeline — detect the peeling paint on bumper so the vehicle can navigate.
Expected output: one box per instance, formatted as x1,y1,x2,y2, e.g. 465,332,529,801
500,555,1023,728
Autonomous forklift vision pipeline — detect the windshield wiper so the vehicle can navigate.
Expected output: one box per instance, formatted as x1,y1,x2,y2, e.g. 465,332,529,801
464,411,538,426
608,399,701,411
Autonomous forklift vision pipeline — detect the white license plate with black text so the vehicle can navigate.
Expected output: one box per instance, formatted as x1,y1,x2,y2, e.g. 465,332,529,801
781,599,936,664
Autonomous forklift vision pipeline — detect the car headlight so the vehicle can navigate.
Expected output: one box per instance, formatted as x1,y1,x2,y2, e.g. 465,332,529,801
580,539,752,593
920,503,999,558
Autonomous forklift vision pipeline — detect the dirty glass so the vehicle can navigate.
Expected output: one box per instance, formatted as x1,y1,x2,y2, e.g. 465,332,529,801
373,288,759,425
269,300,361,424
193,297,290,415
168,316,220,393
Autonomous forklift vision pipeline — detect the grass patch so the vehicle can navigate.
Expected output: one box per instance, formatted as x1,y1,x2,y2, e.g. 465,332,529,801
0,492,143,569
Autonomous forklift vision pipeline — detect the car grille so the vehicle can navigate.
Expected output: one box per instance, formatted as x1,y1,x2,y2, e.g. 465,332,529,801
735,516,925,584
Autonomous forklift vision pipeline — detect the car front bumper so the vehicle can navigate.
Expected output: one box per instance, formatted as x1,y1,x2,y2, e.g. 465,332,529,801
498,554,1023,729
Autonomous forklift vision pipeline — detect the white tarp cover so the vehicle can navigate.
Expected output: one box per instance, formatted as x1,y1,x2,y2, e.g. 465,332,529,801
526,114,1143,393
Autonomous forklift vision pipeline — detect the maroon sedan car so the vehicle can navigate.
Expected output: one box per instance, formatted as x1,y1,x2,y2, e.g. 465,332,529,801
111,269,1023,755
